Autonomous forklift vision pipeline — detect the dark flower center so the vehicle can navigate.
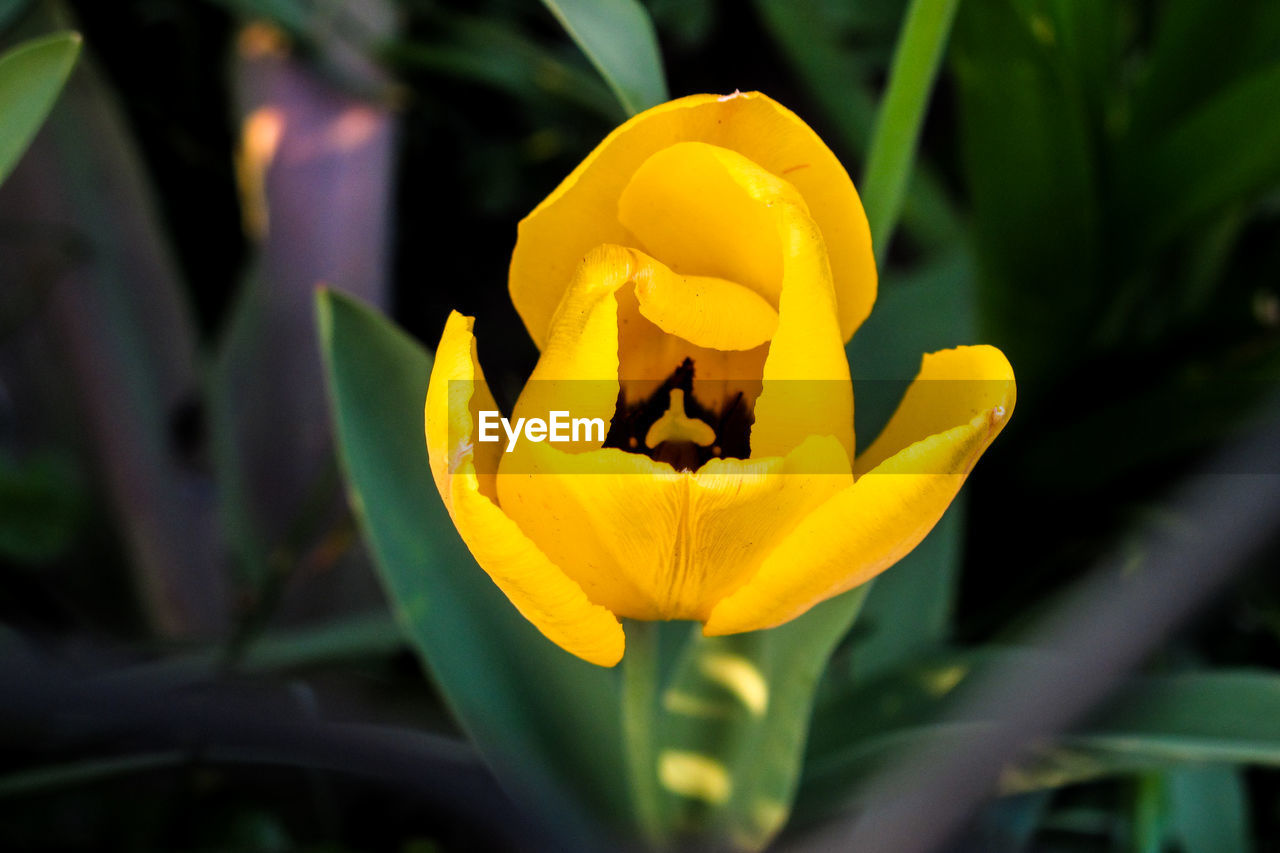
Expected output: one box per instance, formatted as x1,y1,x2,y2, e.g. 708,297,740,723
603,358,753,471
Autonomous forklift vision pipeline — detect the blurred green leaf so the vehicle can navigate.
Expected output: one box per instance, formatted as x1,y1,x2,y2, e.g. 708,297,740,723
848,252,977,427
1131,772,1165,853
386,14,621,121
1124,62,1280,255
1069,672,1280,768
0,451,83,563
802,657,1280,821
654,589,869,850
861,0,960,258
316,290,627,842
952,0,1102,383
1166,767,1253,853
237,610,403,671
539,0,667,116
0,0,32,34
0,30,80,186
846,504,964,681
751,0,878,148
0,752,184,798
752,0,960,251
646,0,715,48
207,0,310,36
1131,0,1280,139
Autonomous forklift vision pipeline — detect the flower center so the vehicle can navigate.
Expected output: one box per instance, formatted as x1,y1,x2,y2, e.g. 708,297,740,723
603,358,753,471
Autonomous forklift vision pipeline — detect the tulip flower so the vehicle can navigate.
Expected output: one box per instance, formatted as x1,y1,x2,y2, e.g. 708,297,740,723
425,92,1014,667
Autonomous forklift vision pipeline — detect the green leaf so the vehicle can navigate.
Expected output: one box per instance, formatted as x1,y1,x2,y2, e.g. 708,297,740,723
1166,767,1253,853
1069,672,1280,768
800,657,1280,821
205,0,310,37
0,0,32,34
539,0,668,116
0,31,80,186
1131,0,1280,139
0,451,83,563
316,290,626,842
0,752,185,798
385,14,622,122
846,503,964,680
860,0,961,258
952,0,1102,384
653,589,869,850
1123,62,1280,255
752,0,961,251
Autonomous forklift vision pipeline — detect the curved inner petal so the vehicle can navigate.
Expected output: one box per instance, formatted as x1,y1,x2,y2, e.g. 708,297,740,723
617,142,854,461
618,141,808,308
617,283,769,418
748,197,853,461
511,243,772,457
509,93,877,348
633,261,777,352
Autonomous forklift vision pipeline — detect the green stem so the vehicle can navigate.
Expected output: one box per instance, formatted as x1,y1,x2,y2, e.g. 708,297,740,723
623,620,664,846
861,0,963,261
1131,772,1166,853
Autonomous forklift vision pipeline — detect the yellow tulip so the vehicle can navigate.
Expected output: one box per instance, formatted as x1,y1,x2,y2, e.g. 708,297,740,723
424,92,1014,667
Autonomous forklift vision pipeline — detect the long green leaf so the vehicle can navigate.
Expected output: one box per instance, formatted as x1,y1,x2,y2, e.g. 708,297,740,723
0,752,184,798
385,15,621,121
0,31,80,185
316,290,627,844
1166,767,1253,853
539,0,667,116
1125,62,1280,254
951,0,1103,385
860,0,961,258
801,658,1280,822
1131,0,1280,139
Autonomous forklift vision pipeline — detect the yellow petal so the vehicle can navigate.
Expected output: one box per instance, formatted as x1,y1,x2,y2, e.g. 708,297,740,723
424,311,625,666
618,140,808,309
749,201,854,460
633,262,778,352
703,346,1014,636
510,245,632,448
518,242,769,427
510,92,876,349
855,345,1017,475
615,140,853,460
496,435,852,622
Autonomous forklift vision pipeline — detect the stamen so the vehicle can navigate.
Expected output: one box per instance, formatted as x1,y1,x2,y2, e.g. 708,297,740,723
645,389,716,449
603,357,754,471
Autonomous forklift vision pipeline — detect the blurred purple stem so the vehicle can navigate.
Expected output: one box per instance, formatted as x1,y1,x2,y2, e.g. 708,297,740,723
213,2,396,620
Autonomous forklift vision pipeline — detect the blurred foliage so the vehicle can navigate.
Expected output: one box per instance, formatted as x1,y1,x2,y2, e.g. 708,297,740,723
0,30,78,184
1,0,1279,850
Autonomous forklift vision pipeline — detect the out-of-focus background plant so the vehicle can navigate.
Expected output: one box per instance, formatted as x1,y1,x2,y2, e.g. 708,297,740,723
2,0,1279,850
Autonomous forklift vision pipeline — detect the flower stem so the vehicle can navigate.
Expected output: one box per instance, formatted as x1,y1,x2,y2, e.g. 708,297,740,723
622,620,664,846
861,0,962,260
